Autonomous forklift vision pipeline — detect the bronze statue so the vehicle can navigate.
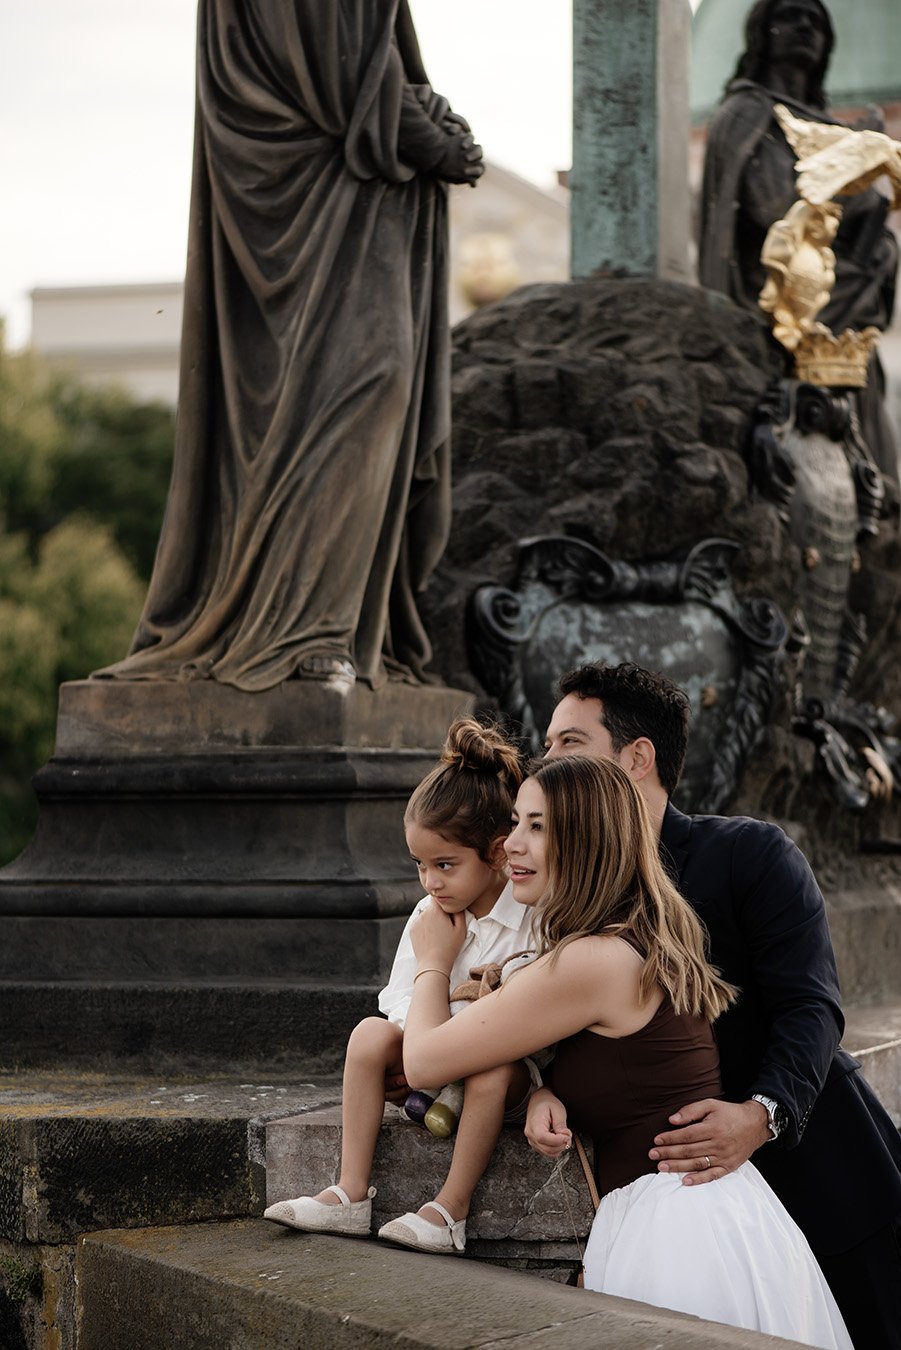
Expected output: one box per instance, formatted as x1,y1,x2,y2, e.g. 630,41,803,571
98,1,482,691
699,0,898,487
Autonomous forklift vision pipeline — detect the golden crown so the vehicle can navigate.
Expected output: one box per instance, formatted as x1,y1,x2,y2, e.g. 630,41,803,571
794,326,880,389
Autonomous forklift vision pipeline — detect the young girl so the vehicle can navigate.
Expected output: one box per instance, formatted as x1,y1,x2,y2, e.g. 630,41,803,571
263,717,538,1254
402,755,852,1350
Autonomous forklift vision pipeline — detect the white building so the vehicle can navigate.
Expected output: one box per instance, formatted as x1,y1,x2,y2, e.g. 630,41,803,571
30,281,184,406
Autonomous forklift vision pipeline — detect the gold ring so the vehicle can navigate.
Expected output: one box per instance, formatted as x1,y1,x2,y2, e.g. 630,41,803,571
704,1156,711,1169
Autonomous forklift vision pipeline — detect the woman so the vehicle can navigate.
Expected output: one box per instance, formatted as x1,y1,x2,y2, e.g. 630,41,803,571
403,755,851,1348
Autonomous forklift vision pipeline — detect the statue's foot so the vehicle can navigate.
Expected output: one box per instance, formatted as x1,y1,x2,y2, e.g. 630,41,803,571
297,654,356,687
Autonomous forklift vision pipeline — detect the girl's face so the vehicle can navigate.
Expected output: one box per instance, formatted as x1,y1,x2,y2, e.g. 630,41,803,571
405,820,504,920
504,778,548,907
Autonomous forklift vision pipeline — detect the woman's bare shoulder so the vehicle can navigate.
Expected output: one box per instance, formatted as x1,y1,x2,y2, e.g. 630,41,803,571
549,933,642,978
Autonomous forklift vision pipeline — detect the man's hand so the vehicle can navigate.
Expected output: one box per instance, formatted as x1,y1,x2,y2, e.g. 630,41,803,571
525,1088,572,1158
649,1098,772,1185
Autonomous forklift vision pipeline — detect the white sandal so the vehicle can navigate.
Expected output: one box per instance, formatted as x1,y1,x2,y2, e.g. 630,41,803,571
263,1184,376,1237
377,1201,466,1254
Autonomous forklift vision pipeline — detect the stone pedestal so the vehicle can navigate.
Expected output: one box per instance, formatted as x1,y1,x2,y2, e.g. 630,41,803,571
0,680,474,920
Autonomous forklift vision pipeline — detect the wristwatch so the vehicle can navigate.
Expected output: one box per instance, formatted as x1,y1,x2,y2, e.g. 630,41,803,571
751,1093,788,1141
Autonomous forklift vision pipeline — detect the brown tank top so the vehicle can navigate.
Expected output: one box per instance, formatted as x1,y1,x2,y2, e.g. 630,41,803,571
548,995,723,1196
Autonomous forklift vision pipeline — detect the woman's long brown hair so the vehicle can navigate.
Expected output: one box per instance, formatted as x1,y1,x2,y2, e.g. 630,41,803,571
531,756,737,1021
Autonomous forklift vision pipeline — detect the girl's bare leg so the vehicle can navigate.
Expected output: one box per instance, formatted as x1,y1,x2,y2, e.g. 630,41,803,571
420,1061,531,1225
313,1016,404,1205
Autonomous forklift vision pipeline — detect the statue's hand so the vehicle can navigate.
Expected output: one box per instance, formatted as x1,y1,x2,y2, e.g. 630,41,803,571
436,130,484,186
441,110,472,137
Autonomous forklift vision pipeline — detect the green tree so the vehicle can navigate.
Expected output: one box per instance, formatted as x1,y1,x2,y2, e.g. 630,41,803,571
50,382,175,579
0,335,165,863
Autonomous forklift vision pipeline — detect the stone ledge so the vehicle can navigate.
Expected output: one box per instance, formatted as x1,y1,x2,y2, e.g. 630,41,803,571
0,980,375,1076
0,915,407,982
55,679,474,756
75,1220,803,1349
845,1002,901,1124
826,886,901,1003
266,1104,596,1249
0,1074,341,1243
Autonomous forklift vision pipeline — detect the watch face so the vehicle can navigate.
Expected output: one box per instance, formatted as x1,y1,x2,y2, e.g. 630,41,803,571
773,1102,790,1136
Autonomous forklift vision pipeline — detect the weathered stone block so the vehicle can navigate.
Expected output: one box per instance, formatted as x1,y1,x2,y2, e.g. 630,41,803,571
827,885,901,1004
0,1077,341,1243
266,1106,595,1245
0,982,373,1076
845,1004,901,1125
0,914,408,983
75,1220,809,1350
0,681,474,920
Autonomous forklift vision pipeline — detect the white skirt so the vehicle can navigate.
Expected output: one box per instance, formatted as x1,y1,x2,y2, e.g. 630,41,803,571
582,1163,852,1350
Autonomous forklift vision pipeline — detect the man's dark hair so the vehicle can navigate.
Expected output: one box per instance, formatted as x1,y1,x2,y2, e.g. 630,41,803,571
729,0,834,110
555,662,691,797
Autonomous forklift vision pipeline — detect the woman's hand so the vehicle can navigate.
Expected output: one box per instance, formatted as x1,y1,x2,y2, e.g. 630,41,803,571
525,1088,572,1157
410,899,468,972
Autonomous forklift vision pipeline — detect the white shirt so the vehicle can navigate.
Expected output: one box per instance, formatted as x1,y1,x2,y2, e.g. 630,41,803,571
378,881,537,1030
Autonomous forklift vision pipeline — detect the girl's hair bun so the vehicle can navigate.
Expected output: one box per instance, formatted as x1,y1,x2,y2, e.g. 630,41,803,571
441,718,523,794
405,717,524,862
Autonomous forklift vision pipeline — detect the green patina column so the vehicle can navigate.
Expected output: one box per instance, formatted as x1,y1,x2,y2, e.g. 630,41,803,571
572,0,691,281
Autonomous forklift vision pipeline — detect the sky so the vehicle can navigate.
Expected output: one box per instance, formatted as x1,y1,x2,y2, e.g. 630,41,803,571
0,1,580,348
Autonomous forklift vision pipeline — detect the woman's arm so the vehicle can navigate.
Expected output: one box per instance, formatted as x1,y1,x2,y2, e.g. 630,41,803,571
403,906,645,1088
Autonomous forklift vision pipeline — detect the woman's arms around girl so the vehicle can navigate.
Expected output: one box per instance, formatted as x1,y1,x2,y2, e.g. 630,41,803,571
403,900,662,1089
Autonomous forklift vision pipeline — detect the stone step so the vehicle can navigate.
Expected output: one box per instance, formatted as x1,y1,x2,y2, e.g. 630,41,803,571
0,979,377,1076
0,914,407,982
265,1102,593,1277
74,1220,803,1350
0,1072,341,1245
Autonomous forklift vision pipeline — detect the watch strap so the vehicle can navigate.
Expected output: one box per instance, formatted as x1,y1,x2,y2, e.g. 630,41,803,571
751,1093,783,1140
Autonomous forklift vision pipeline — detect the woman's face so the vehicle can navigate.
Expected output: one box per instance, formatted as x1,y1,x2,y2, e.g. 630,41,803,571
504,777,548,907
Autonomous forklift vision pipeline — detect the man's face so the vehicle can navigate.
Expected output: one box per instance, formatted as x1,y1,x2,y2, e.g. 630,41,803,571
767,1,828,70
543,693,625,765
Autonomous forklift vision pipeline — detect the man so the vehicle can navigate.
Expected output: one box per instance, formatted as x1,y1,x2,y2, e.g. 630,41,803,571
529,661,901,1349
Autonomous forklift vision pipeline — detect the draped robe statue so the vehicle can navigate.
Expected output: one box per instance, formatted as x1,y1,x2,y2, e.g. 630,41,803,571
98,1,479,690
698,0,899,488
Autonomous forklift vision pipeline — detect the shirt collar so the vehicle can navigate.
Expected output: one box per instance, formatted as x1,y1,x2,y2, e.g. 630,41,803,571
476,880,532,932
